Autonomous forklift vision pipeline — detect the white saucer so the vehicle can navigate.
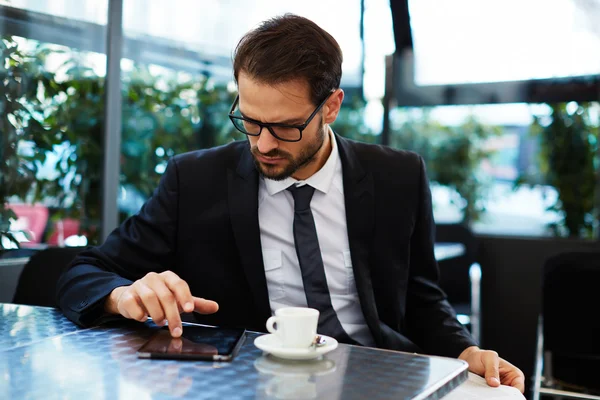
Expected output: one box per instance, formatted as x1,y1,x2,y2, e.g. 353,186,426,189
254,334,338,360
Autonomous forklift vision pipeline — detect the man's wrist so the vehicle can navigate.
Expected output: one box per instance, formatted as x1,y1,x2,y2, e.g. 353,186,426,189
104,286,128,315
458,345,480,360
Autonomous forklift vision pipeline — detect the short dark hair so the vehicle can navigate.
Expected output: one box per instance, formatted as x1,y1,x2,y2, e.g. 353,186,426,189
233,14,343,106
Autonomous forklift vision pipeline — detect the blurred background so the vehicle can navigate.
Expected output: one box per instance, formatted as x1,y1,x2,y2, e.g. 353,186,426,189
1,1,599,398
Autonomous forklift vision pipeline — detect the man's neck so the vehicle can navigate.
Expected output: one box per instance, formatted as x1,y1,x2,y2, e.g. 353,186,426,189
292,127,332,181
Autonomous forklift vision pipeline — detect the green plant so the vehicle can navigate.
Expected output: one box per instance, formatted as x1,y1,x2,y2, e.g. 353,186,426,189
333,95,379,144
519,103,599,238
2,35,241,246
119,66,238,200
45,65,239,244
0,36,63,249
390,109,501,224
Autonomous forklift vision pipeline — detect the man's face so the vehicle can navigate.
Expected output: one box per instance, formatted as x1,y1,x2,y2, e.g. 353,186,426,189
237,72,330,181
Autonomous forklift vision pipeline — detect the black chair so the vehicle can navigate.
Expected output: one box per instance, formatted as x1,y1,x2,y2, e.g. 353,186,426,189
0,250,33,303
12,247,84,308
435,223,481,342
0,248,39,260
533,252,600,400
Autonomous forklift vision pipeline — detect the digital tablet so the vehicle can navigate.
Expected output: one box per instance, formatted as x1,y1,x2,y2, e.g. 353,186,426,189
137,325,246,361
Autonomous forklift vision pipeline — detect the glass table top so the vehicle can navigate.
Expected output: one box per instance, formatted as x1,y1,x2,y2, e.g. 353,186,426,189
0,304,468,399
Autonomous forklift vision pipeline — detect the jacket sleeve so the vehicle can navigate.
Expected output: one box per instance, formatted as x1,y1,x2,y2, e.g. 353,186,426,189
404,156,478,357
56,158,180,326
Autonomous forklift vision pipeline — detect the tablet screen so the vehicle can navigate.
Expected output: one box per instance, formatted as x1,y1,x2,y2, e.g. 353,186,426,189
137,325,246,360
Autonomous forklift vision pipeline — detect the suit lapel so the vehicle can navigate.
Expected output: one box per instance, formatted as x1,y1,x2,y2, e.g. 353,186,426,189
336,135,383,344
228,146,272,325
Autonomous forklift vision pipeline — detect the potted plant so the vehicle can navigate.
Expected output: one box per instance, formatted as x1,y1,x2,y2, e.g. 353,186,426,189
0,36,62,250
517,103,599,238
390,109,501,224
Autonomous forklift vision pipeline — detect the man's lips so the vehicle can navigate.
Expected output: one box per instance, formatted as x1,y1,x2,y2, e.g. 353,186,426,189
256,154,285,164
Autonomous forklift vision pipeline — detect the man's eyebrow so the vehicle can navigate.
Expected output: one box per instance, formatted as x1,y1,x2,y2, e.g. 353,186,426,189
239,110,305,125
274,117,306,125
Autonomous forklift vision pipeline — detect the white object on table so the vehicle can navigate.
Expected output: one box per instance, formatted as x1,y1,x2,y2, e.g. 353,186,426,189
443,372,526,400
254,333,338,360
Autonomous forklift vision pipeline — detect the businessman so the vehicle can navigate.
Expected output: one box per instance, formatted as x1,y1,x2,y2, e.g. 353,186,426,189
57,14,524,392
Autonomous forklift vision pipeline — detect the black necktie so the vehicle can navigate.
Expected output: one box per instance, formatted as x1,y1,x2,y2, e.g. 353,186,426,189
287,184,355,344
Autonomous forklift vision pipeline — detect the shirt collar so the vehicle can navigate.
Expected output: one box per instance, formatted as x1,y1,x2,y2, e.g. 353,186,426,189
263,127,339,196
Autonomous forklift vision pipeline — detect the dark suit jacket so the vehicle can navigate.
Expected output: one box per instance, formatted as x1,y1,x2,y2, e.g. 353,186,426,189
56,134,476,358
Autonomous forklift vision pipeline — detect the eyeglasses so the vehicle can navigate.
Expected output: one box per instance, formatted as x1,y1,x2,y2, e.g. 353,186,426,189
228,92,333,142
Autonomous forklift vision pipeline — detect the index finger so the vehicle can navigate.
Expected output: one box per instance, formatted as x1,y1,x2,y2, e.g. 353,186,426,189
161,271,194,313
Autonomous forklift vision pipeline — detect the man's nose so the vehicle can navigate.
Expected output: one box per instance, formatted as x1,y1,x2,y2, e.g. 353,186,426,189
256,128,279,154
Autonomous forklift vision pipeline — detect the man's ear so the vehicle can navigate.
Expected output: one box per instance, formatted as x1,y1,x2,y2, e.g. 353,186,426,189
323,89,344,125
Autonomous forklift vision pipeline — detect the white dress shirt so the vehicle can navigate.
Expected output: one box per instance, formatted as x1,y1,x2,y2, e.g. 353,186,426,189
258,129,375,346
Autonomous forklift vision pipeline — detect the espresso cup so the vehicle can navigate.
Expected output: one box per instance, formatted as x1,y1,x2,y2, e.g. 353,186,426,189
266,307,319,349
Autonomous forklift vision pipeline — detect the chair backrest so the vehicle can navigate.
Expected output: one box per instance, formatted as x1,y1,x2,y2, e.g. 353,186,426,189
543,251,600,390
12,247,84,308
434,223,478,305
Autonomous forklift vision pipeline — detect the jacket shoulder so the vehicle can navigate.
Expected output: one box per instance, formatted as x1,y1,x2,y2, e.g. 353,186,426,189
346,139,424,177
173,141,248,165
172,140,246,169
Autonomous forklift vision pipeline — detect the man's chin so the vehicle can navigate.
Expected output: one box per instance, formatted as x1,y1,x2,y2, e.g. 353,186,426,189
257,163,294,181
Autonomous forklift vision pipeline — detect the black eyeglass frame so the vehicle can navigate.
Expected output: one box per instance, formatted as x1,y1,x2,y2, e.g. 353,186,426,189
228,92,333,143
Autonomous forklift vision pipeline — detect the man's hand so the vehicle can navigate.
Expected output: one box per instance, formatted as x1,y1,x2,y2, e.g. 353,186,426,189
104,271,219,337
459,346,525,393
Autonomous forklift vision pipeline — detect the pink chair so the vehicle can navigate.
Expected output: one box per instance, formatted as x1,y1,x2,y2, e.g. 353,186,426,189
9,204,50,245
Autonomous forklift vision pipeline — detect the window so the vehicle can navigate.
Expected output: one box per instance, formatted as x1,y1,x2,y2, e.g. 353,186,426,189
408,0,600,86
1,0,108,247
390,102,600,237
